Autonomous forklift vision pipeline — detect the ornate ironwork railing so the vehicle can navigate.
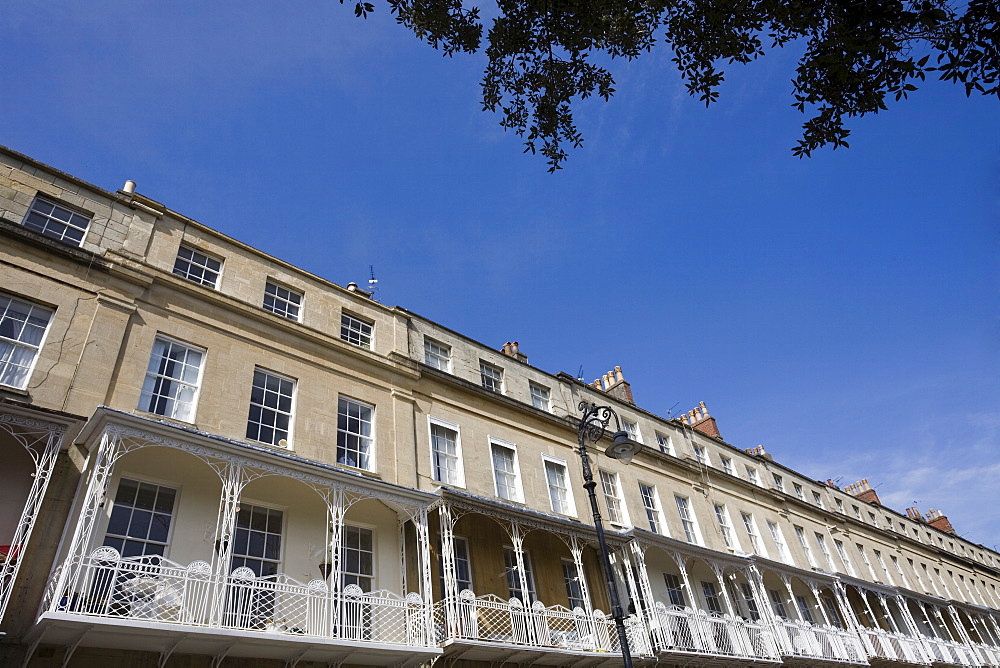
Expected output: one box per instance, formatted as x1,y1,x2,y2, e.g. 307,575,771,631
433,589,650,655
773,619,868,663
46,547,431,647
920,635,979,666
858,627,931,665
970,641,1000,667
644,602,782,661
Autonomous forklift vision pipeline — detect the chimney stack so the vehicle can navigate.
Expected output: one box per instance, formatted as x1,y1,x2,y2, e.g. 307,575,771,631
589,365,635,404
499,341,528,363
925,509,956,534
844,478,881,505
680,402,721,438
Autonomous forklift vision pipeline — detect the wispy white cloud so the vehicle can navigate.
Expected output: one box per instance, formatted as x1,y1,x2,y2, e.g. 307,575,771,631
786,410,1000,548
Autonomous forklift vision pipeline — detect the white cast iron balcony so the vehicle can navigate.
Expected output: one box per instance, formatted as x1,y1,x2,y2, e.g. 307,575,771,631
645,602,782,663
773,618,868,664
859,626,932,665
434,589,653,659
969,641,1000,667
44,548,434,650
920,635,979,666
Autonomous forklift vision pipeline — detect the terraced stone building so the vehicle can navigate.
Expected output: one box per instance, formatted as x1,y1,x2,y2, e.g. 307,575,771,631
1,145,999,667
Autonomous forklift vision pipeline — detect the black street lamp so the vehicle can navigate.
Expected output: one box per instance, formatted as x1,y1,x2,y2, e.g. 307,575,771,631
575,401,642,667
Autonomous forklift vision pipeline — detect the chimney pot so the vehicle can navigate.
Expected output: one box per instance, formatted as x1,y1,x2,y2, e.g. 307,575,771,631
614,366,624,383
122,180,136,194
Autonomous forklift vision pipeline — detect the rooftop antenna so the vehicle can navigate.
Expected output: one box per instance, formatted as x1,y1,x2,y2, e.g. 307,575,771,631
576,365,584,381
664,402,680,418
368,265,379,302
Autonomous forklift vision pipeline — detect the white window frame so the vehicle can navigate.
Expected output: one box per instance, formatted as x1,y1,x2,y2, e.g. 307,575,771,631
746,466,760,486
701,580,724,614
263,280,303,321
795,526,817,568
428,417,465,486
246,367,296,447
874,549,894,585
231,502,285,577
812,491,825,509
674,495,702,545
656,433,675,456
599,470,630,526
138,335,205,423
720,456,734,475
741,512,766,557
857,543,879,580
337,396,376,471
173,244,223,288
692,444,708,465
815,533,835,571
793,483,804,500
664,573,686,606
891,555,908,587
480,361,504,394
340,312,374,350
22,195,91,246
423,338,452,372
562,559,587,610
770,589,789,619
503,547,537,603
342,524,375,591
767,521,791,562
529,382,551,412
639,482,665,534
439,535,472,596
103,476,178,559
490,438,523,502
623,419,642,443
0,293,54,390
834,540,856,576
714,503,737,550
772,473,784,492
795,595,815,623
542,455,575,516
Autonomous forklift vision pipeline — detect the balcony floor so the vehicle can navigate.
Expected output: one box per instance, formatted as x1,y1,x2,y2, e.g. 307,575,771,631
438,637,657,666
30,612,442,666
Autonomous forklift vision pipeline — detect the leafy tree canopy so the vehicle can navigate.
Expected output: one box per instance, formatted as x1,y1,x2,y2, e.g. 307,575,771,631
347,0,999,170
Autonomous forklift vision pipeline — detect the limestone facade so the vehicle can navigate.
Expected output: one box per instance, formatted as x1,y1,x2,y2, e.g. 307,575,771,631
1,145,999,667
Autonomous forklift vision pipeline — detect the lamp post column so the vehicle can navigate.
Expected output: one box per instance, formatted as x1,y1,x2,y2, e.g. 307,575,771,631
577,421,634,666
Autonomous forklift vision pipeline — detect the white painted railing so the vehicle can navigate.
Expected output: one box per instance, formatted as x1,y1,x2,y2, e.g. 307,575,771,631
971,641,1000,667
920,635,979,666
774,619,867,664
645,602,781,661
434,589,649,656
860,627,931,665
47,547,431,647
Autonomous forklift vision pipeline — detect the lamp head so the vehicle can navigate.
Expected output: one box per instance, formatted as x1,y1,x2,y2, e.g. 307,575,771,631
604,430,642,466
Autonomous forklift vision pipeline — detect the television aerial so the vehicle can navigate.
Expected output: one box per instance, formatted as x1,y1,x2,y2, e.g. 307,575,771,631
368,265,379,302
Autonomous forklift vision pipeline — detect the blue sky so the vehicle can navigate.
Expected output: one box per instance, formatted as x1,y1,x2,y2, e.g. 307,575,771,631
4,1,998,546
